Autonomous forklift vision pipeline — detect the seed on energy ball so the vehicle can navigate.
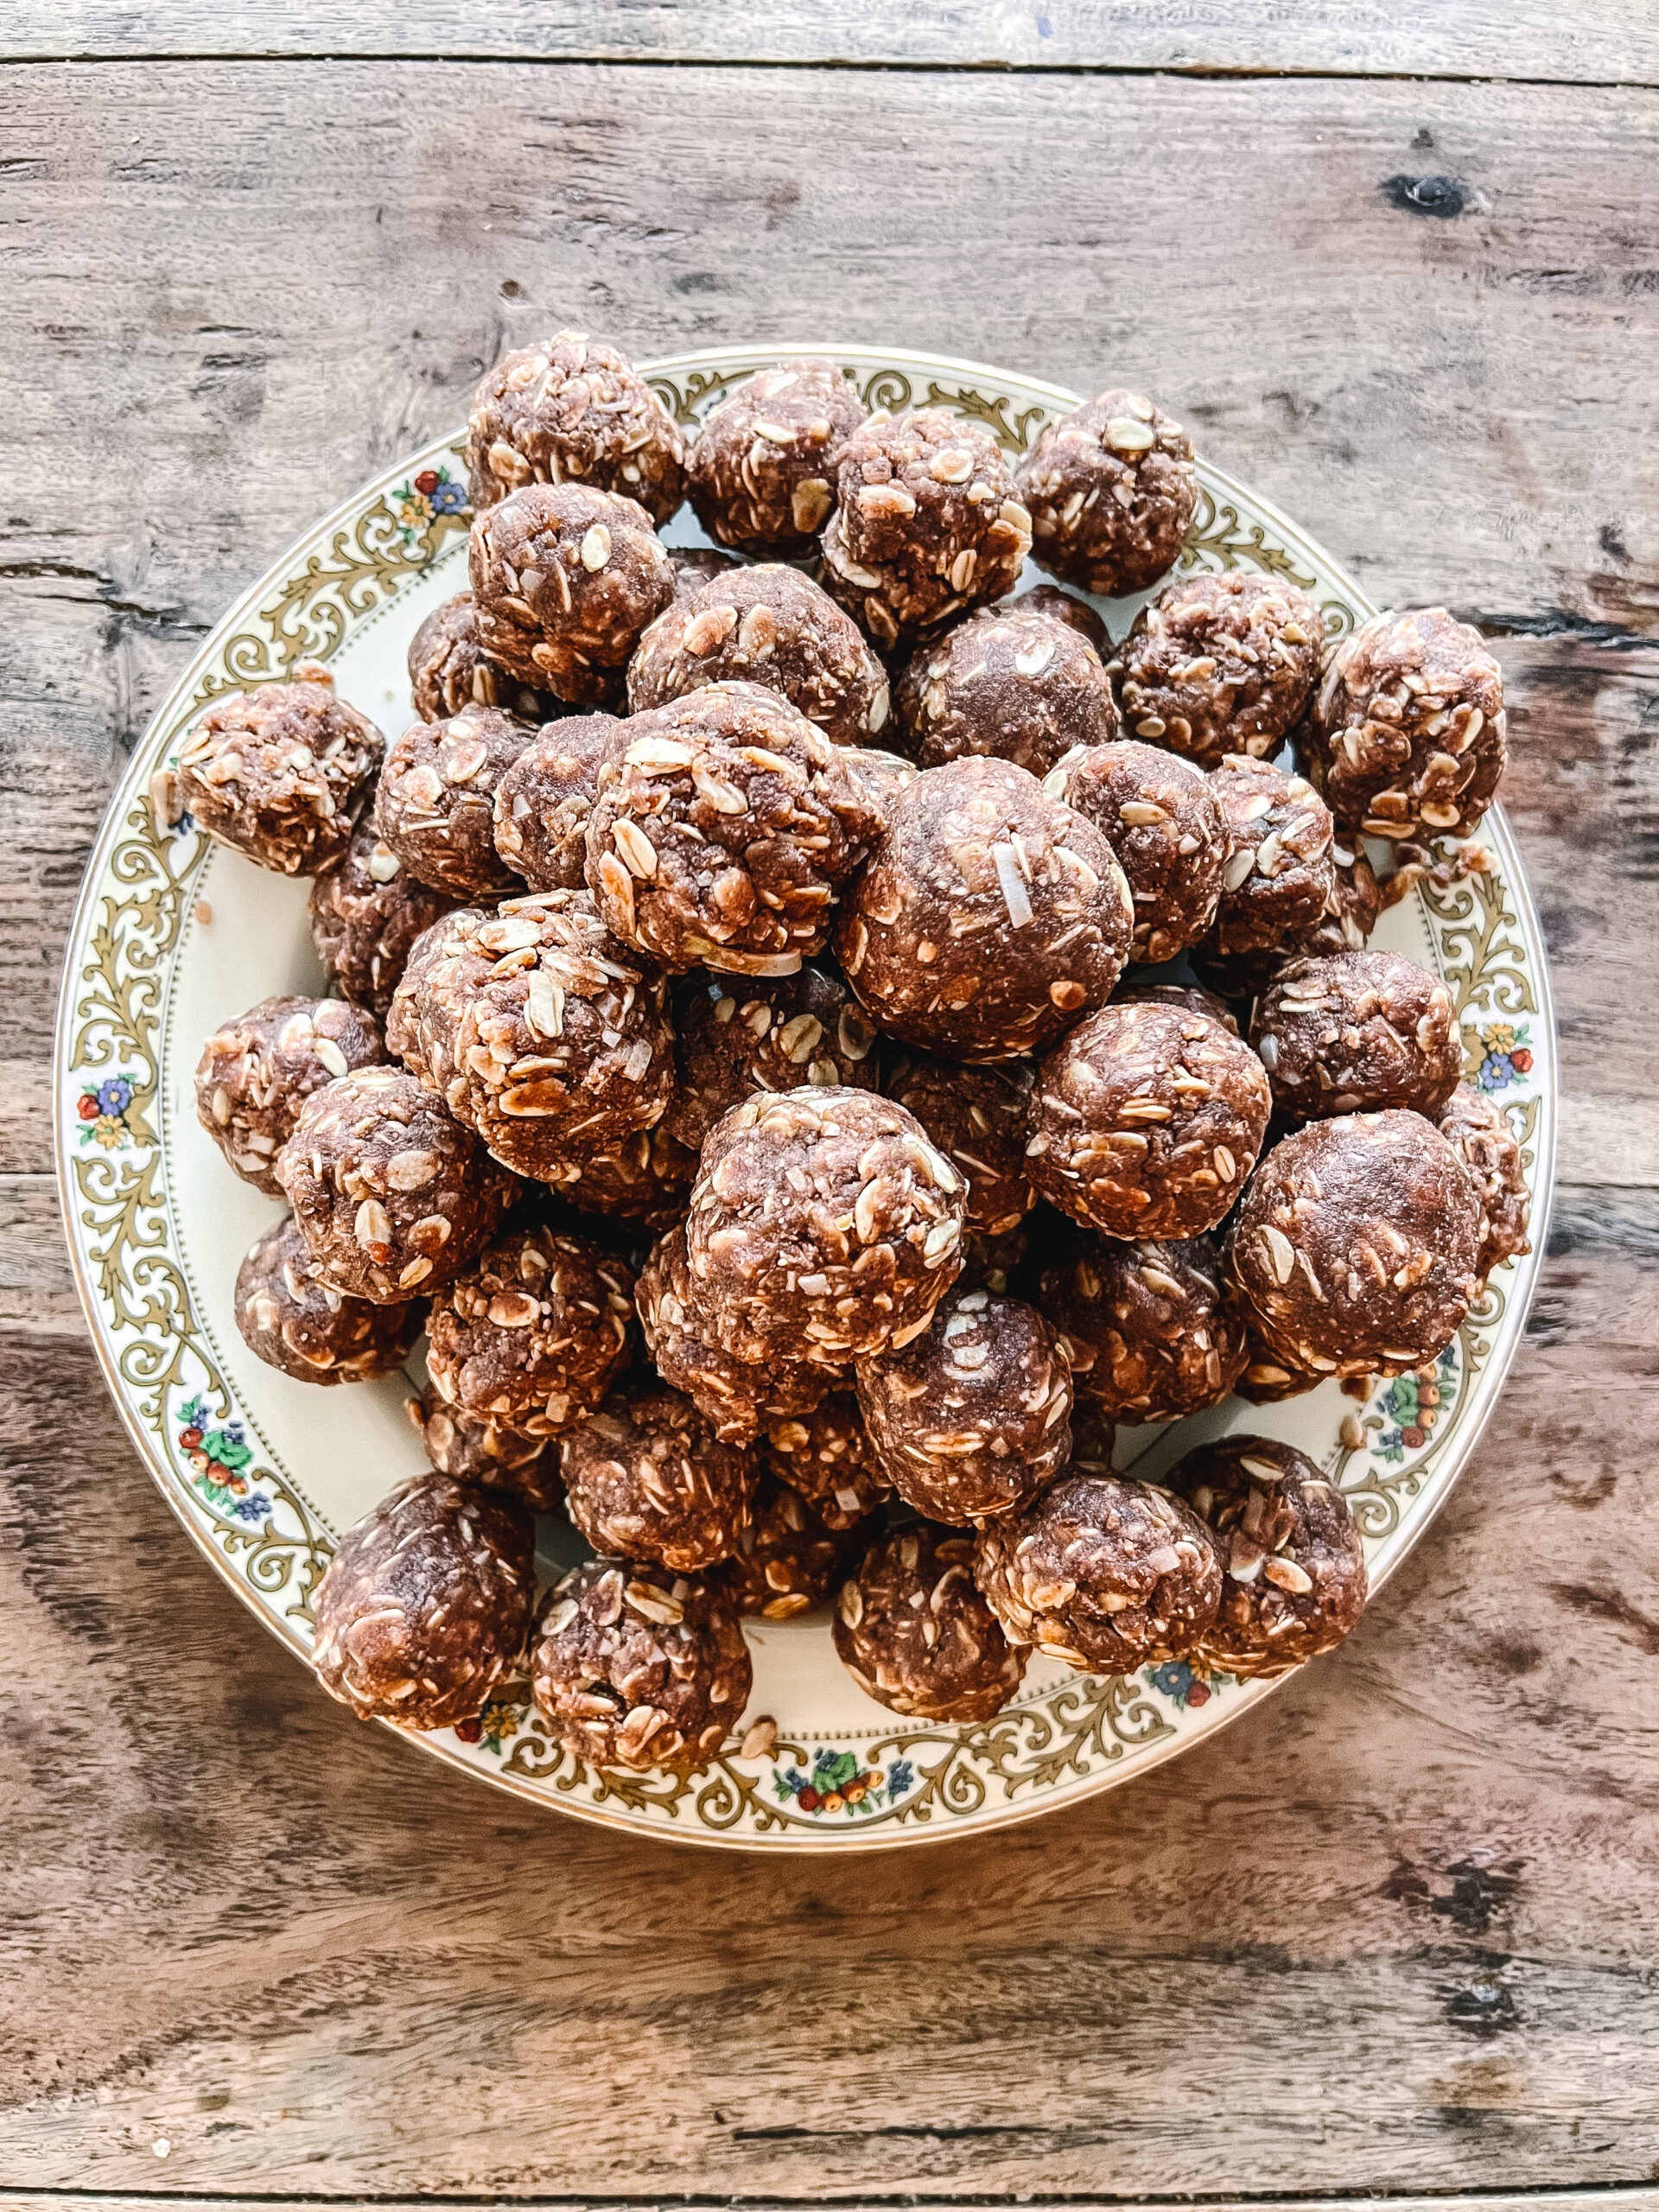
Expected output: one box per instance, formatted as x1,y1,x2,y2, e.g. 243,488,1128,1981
836,755,1133,1062
1045,738,1225,963
235,1216,423,1384
1225,1108,1482,1378
1169,1434,1369,1676
835,1522,1027,1723
1437,1084,1532,1285
425,1224,633,1436
375,704,537,898
1306,606,1507,841
687,356,867,556
1116,570,1325,770
1251,950,1462,1121
545,1122,698,1231
1038,1232,1247,1422
995,583,1110,657
667,966,879,1155
1202,753,1335,960
1231,1327,1327,1406
717,1474,852,1619
406,1383,563,1510
407,593,559,724
465,331,686,524
491,714,624,892
670,546,740,602
309,823,463,1020
761,1392,891,1530
313,1472,535,1729
1016,389,1198,600
894,607,1120,779
195,992,386,1196
884,1052,1037,1236
637,1224,830,1444
560,1379,757,1573
1026,1000,1271,1239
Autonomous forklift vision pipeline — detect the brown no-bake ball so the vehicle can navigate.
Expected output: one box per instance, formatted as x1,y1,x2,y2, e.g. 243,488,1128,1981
309,823,461,1020
1205,753,1335,959
997,583,1111,656
547,1122,698,1230
195,992,385,1197
1017,390,1198,599
1116,570,1324,769
1314,836,1383,956
670,546,740,602
1027,1000,1271,1239
234,1216,423,1384
405,1385,563,1510
1118,979,1240,1033
1226,1109,1482,1377
835,1523,1027,1723
1038,1233,1247,1422
667,966,880,1154
375,704,535,897
491,714,623,892
465,333,686,524
560,1379,757,1573
1251,950,1461,1121
1045,738,1226,963
313,1472,534,1729
1438,1084,1532,1285
687,357,867,556
717,1475,851,1620
425,1224,633,1436
1170,1435,1369,1676
884,1052,1036,1236
836,756,1133,1061
761,1392,891,1529
839,746,918,817
1307,606,1507,840
637,1224,830,1443
407,593,559,724
171,664,382,876
894,607,1119,778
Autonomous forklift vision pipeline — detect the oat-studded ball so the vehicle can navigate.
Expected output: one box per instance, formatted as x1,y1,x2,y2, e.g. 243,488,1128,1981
1205,753,1335,959
836,756,1133,1062
1027,1000,1271,1239
491,713,623,892
170,664,383,876
465,332,687,524
585,681,883,974
560,1379,757,1573
666,965,880,1154
406,1384,562,1510
855,1282,1072,1523
276,1065,517,1303
1251,950,1462,1121
1307,606,1507,840
820,410,1033,648
717,1475,851,1620
1116,570,1325,768
637,1224,830,1443
628,563,890,748
1045,739,1225,963
309,823,461,1020
974,1472,1222,1672
1438,1084,1532,1285
534,1557,753,1770
1232,1330,1325,1406
1016,390,1198,599
1169,1435,1369,1676
894,607,1120,779
407,593,559,725
1193,835,1377,1003
235,1216,423,1384
425,1224,634,1436
195,992,385,1196
670,546,740,601
840,746,918,816
884,1052,1036,1236
996,584,1110,656
687,357,867,556
546,1123,697,1230
470,482,674,703
1226,1109,1482,1377
312,1472,534,1729
835,1522,1027,1723
1038,1232,1247,1422
685,1086,969,1365
376,704,536,897
761,1392,891,1530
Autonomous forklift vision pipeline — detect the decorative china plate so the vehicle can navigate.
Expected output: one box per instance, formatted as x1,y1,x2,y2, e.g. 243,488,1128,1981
54,347,1554,1849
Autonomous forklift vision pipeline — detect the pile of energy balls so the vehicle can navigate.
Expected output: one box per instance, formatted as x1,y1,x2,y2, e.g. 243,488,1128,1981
177,337,1531,1774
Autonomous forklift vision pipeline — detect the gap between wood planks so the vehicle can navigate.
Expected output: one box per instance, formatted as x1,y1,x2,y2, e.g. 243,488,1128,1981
2,2194,1657,2210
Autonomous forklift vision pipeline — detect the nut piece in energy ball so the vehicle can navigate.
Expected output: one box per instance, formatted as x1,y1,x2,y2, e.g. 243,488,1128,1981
169,664,383,876
835,1522,1027,1723
687,356,867,556
896,607,1120,779
469,482,674,704
975,1472,1222,1672
309,823,462,1020
761,1391,891,1530
547,1122,697,1231
312,1472,534,1729
637,1224,830,1443
235,1216,423,1384
406,1383,562,1510
684,1085,969,1365
1438,1083,1532,1285
1016,389,1198,599
1038,1232,1247,1422
836,755,1133,1062
1116,570,1324,770
884,1052,1036,1236
465,332,686,524
407,593,559,725
996,583,1110,657
855,1282,1072,1523
670,545,740,602
585,681,883,973
1027,999,1271,1239
1204,753,1335,959
1169,1434,1369,1676
717,1474,850,1619
1307,606,1507,841
1251,949,1462,1121
561,1379,757,1573
1046,738,1225,963
667,965,880,1154
1232,1327,1326,1406
1225,1108,1482,1377
628,563,890,748
425,1224,634,1436
491,713,624,893
195,992,386,1196
276,1065,518,1304
376,704,537,897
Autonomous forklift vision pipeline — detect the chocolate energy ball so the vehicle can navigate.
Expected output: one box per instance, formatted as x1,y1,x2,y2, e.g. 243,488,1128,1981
547,1123,697,1231
1438,1084,1532,1285
1038,1232,1247,1421
406,1384,562,1511
637,1224,830,1444
895,607,1120,778
375,703,536,897
171,664,382,876
670,546,740,601
560,1380,757,1573
407,593,559,725
996,584,1111,657
840,746,918,816
1027,1000,1271,1238
855,1282,1072,1523
1192,836,1382,1003
956,1220,1032,1294
836,756,1133,1062
761,1391,891,1529
1308,606,1508,840
1251,950,1462,1121
469,482,674,703
465,332,687,524
1169,1435,1369,1676
491,713,624,892
312,1472,534,1729
1045,738,1225,963
1205,753,1335,959
835,1523,1027,1724
276,1065,518,1303
1226,1109,1482,1377
585,682,882,973
425,1224,634,1436
1232,1330,1325,1406
1116,570,1325,769
1118,979,1240,1033
1016,390,1198,599
667,965,880,1154
821,410,1033,648
309,823,462,1020
235,1216,423,1384
532,1557,752,1771
687,357,867,556
717,1475,850,1619
974,1471,1222,1672
884,1052,1036,1236
627,563,890,748
685,1086,969,1365
195,992,385,1196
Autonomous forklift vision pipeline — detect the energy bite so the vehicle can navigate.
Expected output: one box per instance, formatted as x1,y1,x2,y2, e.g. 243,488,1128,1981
1116,570,1324,769
234,1216,423,1384
884,1052,1036,1236
424,1224,634,1435
376,704,535,897
313,1472,534,1729
839,746,918,815
894,607,1120,778
997,583,1111,657
761,1392,892,1530
667,965,880,1152
406,1384,563,1511
309,824,461,1020
1117,979,1239,1033
465,332,686,524
718,1475,851,1619
686,356,866,556
561,1380,757,1572
1038,1233,1248,1422
407,594,559,724
1016,389,1198,599
1205,753,1335,958
670,545,740,601
637,1224,830,1443
1438,1084,1532,1284
1250,950,1462,1120
836,756,1133,1061
492,713,623,892
834,1523,1027,1724
1045,739,1225,963
547,1122,698,1230
196,992,385,1196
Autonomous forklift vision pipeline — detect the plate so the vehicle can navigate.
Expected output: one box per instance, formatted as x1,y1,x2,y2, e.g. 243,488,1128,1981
54,346,1555,1850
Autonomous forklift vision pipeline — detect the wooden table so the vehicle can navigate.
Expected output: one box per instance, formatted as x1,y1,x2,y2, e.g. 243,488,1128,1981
4,9,1658,2208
